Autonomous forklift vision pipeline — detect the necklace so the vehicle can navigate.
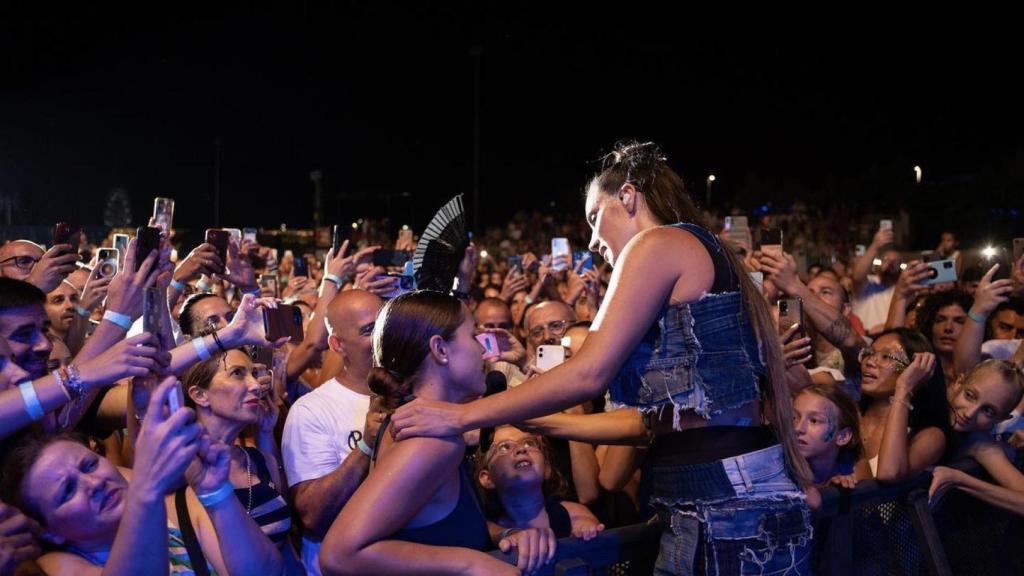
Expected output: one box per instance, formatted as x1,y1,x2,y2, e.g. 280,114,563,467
239,446,253,514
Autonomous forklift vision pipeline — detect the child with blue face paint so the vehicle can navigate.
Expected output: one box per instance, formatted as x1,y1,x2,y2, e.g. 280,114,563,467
793,382,864,487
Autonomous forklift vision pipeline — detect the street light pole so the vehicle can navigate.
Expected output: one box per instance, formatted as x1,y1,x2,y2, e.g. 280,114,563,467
705,174,716,207
913,165,922,185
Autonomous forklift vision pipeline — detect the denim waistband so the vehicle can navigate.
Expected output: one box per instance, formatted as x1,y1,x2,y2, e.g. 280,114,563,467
647,444,800,505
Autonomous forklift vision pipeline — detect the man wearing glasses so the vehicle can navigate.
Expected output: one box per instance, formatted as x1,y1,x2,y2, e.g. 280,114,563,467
523,300,576,367
0,239,78,293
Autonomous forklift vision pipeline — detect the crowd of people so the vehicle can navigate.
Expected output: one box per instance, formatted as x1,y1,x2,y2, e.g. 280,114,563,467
0,140,1023,575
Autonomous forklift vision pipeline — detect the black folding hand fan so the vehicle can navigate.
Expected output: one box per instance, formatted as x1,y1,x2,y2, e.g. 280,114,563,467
413,194,469,292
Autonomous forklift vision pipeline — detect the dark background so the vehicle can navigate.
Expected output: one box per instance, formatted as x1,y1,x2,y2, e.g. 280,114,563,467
1,5,1021,244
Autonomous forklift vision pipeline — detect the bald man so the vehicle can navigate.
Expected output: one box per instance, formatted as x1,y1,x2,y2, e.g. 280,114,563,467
524,299,576,365
281,289,385,576
0,239,77,293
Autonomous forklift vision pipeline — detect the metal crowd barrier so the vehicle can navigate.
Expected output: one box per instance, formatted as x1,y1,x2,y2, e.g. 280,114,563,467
490,459,1024,575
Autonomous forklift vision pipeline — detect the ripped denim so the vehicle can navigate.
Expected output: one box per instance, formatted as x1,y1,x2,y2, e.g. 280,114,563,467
648,445,813,576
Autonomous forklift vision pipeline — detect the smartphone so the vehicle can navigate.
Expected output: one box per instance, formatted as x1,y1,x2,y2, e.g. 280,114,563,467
143,286,161,339
372,249,411,268
574,251,594,272
724,216,748,231
243,228,258,245
225,228,242,247
760,228,783,257
1013,238,1024,263
292,256,310,278
536,345,566,371
551,238,570,272
152,198,175,235
113,233,130,265
135,226,161,271
263,304,305,342
380,273,415,299
205,229,230,273
52,222,81,250
475,333,500,360
97,248,119,278
855,244,866,257
398,227,414,246
922,258,957,286
778,298,804,338
879,219,893,231
259,274,279,298
979,246,1012,281
251,346,274,369
332,224,349,255
507,255,523,272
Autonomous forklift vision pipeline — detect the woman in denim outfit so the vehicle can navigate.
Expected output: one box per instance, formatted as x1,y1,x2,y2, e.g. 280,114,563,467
393,141,813,575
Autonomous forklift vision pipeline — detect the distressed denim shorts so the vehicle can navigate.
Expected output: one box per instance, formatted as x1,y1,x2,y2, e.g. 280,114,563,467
648,444,813,576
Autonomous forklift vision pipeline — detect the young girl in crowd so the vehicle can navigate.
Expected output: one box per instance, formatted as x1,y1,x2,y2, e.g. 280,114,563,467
792,382,864,487
853,328,952,482
476,425,605,542
930,360,1024,514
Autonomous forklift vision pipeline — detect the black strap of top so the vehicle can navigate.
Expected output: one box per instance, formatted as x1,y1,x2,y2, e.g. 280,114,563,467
174,487,211,576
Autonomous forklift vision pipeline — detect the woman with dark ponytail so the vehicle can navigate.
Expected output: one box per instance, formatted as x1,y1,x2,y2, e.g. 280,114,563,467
320,291,555,576
393,141,814,575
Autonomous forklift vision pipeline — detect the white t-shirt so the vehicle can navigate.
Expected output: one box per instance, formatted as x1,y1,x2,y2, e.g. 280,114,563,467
281,377,371,576
852,277,895,334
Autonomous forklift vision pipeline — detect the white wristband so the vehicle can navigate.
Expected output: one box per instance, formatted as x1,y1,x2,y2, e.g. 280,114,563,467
19,381,45,421
102,310,132,330
323,274,344,289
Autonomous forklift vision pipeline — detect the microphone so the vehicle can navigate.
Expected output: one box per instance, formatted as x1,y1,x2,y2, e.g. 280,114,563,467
479,371,508,452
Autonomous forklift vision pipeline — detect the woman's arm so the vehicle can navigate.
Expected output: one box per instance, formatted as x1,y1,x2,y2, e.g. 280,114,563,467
518,409,649,445
875,353,946,483
393,227,712,438
320,436,511,576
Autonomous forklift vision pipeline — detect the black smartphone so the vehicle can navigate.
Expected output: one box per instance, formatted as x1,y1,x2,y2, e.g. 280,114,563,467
507,255,523,272
205,229,230,273
251,346,274,368
143,287,162,345
778,298,804,338
263,304,305,342
52,222,82,253
332,224,349,255
372,249,411,267
292,255,310,278
760,228,783,256
135,226,162,271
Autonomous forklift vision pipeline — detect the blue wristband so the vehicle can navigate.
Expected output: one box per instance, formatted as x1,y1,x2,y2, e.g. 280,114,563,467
192,336,212,361
19,381,45,421
967,309,988,324
102,310,132,330
356,438,374,457
74,304,91,318
196,482,234,508
170,279,187,292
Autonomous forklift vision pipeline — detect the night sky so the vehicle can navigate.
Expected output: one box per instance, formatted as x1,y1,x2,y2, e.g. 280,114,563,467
2,5,1021,236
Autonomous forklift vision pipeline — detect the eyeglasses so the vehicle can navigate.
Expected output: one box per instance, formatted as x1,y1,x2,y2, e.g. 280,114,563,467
0,255,40,271
486,436,542,463
858,347,909,370
528,320,569,341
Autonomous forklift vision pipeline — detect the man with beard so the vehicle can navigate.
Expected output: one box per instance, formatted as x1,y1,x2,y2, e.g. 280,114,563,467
0,278,54,381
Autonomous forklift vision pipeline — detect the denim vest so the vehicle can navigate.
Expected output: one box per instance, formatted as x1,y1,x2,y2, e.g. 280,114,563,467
608,223,765,422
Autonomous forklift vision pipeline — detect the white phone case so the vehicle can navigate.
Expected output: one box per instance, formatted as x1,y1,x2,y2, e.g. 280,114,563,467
536,345,565,371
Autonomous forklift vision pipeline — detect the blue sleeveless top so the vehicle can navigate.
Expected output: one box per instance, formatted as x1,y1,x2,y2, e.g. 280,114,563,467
607,222,766,420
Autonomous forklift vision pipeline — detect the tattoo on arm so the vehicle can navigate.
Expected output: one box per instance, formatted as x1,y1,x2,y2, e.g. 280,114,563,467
824,315,854,347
